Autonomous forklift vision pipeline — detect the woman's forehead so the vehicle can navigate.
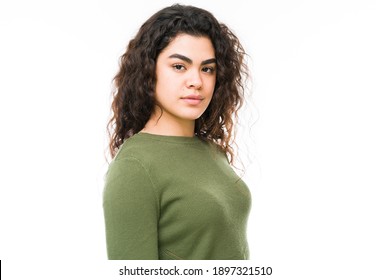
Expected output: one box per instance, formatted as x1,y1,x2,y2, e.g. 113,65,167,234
160,34,215,60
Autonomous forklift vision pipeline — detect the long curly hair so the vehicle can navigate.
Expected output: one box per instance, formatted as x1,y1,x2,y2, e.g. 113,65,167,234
107,4,249,164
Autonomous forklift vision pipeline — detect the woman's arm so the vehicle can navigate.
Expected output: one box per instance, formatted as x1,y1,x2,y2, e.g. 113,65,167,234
103,157,159,260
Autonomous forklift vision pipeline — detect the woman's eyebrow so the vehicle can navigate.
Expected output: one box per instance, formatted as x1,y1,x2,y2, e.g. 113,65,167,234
168,54,216,65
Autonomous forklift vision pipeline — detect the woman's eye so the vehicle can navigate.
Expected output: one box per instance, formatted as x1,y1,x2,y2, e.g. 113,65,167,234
173,64,185,71
202,66,215,73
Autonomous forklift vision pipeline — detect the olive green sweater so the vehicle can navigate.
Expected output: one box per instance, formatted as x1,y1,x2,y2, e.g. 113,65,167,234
103,132,251,260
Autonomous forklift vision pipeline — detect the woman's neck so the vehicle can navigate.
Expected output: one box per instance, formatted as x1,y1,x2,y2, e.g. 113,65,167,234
142,111,195,137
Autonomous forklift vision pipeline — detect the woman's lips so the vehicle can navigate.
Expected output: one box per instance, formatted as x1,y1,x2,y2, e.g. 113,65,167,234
181,94,204,105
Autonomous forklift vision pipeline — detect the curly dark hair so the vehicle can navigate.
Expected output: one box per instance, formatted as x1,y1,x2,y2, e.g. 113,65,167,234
107,4,249,163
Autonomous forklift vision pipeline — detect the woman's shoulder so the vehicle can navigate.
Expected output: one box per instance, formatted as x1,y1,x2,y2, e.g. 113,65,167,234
112,134,154,164
105,136,155,182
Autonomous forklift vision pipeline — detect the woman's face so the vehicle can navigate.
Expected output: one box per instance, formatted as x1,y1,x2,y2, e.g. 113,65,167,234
154,34,216,123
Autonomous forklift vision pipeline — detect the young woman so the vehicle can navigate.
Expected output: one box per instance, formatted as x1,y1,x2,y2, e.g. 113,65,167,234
103,4,251,260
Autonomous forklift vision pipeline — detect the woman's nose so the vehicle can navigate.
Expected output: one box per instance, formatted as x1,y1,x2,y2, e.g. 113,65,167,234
186,70,202,89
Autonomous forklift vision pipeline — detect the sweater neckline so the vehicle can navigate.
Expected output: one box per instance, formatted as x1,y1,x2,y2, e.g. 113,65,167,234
135,132,201,144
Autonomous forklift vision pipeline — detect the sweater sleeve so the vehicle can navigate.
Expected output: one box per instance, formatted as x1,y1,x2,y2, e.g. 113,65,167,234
103,157,159,260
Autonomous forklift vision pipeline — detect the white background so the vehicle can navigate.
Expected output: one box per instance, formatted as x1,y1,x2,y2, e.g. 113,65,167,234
0,0,389,279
